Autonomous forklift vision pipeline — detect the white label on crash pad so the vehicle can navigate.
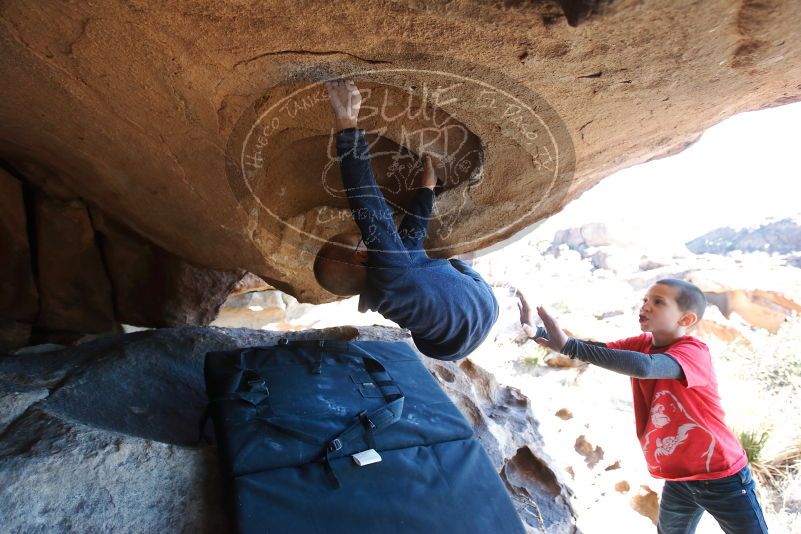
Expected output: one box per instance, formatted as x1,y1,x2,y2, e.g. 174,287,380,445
352,449,382,466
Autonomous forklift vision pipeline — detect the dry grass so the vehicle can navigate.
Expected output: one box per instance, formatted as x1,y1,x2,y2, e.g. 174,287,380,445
751,441,801,492
720,316,801,511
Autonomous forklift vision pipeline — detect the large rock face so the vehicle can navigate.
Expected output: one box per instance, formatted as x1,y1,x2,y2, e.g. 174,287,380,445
0,165,244,349
703,289,801,333
1,0,800,310
33,194,117,336
0,168,38,350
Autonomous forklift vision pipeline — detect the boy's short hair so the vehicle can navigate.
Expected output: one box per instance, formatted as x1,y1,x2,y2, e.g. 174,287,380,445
655,278,706,321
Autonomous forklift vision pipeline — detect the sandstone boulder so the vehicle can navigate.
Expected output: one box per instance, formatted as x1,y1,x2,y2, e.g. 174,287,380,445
427,357,577,532
1,0,799,306
0,168,37,350
90,209,244,328
704,289,801,333
32,193,116,339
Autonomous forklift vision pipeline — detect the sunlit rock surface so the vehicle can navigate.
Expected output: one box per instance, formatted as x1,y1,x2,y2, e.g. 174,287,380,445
2,0,800,337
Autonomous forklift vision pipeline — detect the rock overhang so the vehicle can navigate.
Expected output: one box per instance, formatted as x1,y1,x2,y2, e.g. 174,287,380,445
222,61,574,276
1,0,800,314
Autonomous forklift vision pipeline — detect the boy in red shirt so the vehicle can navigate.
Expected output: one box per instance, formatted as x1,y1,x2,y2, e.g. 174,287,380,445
522,278,768,533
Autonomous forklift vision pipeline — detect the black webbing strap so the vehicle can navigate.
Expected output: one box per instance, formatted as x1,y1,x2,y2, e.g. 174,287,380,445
360,411,377,449
197,351,270,446
323,399,404,489
197,404,213,445
199,347,320,448
320,342,404,489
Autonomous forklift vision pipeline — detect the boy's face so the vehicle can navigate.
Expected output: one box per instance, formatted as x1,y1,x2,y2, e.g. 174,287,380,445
638,284,696,335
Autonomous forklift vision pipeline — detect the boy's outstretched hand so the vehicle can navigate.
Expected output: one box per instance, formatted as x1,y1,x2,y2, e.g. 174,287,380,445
534,306,569,353
517,290,538,338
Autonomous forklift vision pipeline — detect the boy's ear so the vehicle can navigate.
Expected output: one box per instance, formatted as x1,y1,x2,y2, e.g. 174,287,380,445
679,311,699,328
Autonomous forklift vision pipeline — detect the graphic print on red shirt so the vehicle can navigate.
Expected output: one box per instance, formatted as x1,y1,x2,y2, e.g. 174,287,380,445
607,333,747,481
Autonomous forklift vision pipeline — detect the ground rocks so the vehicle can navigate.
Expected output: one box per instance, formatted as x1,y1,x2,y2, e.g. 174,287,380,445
0,325,576,532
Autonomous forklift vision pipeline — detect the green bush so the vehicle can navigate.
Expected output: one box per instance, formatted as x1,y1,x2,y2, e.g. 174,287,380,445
737,428,771,464
522,355,540,366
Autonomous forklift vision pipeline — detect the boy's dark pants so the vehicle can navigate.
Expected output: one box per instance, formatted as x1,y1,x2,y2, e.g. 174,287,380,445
657,464,768,533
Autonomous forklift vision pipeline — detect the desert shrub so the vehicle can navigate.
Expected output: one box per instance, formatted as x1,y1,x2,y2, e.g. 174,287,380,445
739,428,771,464
722,315,801,494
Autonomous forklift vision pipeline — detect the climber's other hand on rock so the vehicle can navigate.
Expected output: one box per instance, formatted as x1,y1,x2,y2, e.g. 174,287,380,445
325,79,361,132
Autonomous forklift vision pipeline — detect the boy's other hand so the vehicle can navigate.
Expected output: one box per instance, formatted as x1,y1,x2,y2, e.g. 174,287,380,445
325,79,361,131
535,306,568,353
517,290,540,338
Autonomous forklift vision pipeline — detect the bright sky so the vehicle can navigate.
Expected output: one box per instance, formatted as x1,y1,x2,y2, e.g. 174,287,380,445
529,100,801,248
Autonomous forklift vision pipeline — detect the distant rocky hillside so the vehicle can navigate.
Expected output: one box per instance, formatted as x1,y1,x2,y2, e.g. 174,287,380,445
686,217,801,255
519,221,801,337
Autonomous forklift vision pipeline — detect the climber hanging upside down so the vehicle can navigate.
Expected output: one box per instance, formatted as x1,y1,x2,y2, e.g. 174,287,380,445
313,79,499,361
